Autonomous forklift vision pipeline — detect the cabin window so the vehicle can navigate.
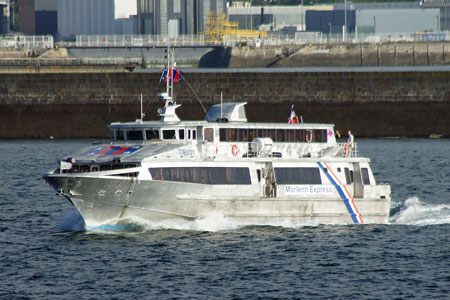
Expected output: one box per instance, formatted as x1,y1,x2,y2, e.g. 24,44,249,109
286,130,295,142
146,129,160,140
248,129,257,141
112,165,123,170
126,130,143,140
230,128,238,142
313,129,327,143
257,129,266,138
274,167,322,185
149,167,251,185
268,129,276,140
91,167,99,172
276,129,285,142
219,128,229,141
204,128,214,142
179,129,185,140
295,129,305,142
71,165,80,173
162,130,176,140
361,168,371,185
192,130,197,140
238,129,248,142
344,168,353,184
101,165,112,171
306,130,313,143
116,130,125,141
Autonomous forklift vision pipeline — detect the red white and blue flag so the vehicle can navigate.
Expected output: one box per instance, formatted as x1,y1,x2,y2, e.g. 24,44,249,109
287,105,299,123
160,69,182,83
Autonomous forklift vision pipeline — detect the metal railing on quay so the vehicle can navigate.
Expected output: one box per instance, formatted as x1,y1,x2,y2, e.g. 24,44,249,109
0,57,142,66
75,35,206,47
0,35,54,49
72,32,450,48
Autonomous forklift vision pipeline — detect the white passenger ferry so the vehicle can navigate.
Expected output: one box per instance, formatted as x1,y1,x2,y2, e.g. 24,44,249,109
44,50,391,228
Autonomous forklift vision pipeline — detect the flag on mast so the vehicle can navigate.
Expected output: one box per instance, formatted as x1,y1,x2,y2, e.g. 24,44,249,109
160,69,183,82
287,105,299,123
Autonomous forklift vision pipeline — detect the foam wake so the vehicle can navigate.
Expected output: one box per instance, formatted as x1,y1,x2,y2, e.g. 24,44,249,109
80,212,321,233
390,196,450,225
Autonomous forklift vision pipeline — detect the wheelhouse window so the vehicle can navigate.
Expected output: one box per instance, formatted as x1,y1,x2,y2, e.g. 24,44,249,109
116,130,124,141
204,128,214,142
274,167,322,185
126,130,143,140
179,129,185,140
149,167,251,185
146,129,160,140
162,129,176,140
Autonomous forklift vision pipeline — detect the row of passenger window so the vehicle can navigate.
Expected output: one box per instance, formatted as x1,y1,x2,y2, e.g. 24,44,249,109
62,164,138,177
275,167,322,185
219,128,328,143
275,167,371,185
111,128,196,141
149,167,252,185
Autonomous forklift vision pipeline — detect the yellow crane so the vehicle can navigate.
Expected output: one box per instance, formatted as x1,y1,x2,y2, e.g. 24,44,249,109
202,12,268,43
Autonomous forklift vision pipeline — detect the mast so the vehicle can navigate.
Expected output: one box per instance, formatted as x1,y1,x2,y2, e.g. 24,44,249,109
157,36,181,123
166,37,174,99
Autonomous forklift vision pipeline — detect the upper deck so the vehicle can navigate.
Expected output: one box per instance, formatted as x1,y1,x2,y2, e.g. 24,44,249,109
108,102,337,146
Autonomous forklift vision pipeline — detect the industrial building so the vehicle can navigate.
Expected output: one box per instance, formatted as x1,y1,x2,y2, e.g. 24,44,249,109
137,0,226,35
58,0,115,39
36,0,57,36
422,0,450,31
229,1,442,37
0,0,10,34
18,0,57,35
335,2,440,34
228,4,333,32
306,9,356,34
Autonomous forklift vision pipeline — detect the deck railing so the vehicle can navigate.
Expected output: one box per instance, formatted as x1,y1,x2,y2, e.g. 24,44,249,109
338,143,358,158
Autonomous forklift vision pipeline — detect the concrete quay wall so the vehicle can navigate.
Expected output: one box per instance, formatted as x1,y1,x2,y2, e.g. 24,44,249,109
0,70,449,138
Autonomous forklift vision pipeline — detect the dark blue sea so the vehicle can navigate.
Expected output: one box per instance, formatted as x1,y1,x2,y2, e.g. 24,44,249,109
1,139,450,299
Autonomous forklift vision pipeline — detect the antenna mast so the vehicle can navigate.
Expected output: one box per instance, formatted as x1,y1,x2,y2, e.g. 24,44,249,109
140,93,145,122
166,37,175,99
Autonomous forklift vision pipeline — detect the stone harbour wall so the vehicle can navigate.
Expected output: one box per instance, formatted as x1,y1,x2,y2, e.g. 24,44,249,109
0,70,449,138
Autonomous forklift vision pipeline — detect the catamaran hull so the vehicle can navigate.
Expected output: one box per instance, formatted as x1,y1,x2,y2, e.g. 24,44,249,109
44,175,391,227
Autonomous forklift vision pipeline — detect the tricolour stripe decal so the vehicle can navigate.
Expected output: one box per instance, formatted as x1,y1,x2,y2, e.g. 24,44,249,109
86,146,143,156
317,162,363,224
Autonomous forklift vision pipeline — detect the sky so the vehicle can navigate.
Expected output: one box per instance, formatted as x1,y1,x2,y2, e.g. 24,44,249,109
115,0,137,19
